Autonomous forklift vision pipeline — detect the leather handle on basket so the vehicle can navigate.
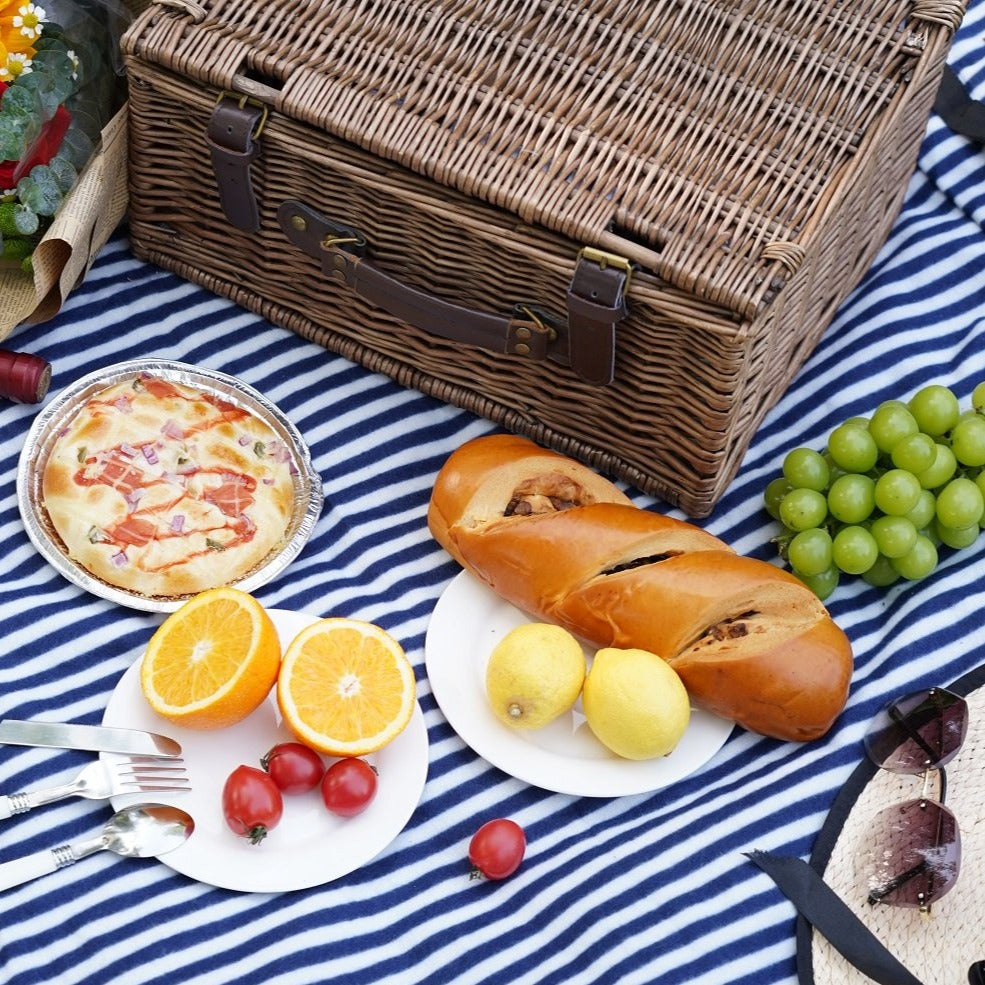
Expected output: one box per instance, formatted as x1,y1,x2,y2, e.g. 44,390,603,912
277,200,629,386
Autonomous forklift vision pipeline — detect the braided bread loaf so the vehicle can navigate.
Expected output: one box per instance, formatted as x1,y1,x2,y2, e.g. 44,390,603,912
428,435,853,742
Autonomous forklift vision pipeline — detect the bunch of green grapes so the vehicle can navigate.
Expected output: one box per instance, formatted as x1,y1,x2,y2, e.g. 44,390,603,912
764,382,985,599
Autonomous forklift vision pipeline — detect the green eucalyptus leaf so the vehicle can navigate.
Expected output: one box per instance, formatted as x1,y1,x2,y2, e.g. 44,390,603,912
12,203,40,235
47,155,77,193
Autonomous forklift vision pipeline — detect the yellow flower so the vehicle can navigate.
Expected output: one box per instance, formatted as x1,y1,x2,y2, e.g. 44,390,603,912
1,1,46,53
2,48,29,79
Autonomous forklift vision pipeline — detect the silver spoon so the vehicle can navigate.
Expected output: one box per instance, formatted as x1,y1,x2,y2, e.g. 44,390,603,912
0,803,194,891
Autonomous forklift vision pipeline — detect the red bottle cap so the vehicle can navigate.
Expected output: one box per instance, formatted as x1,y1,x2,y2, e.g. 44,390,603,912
0,350,51,404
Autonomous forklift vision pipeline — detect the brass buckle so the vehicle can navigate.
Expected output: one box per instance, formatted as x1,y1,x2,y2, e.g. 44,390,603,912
216,91,269,139
515,303,559,343
578,246,633,295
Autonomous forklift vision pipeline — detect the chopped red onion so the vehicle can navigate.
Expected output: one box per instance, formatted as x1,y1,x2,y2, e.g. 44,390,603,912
113,397,133,414
110,551,128,567
162,419,185,440
119,443,138,458
169,514,185,533
141,444,159,465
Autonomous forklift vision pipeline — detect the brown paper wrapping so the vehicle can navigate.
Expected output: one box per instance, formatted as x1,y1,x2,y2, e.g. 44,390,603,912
0,105,129,339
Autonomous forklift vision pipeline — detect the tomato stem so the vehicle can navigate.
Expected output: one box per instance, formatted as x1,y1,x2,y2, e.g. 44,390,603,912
246,824,269,846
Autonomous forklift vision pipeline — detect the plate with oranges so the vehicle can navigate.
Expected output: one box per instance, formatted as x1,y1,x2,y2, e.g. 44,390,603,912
102,594,428,892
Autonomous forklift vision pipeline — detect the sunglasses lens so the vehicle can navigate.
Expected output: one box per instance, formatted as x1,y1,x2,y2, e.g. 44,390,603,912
864,687,968,773
866,798,961,907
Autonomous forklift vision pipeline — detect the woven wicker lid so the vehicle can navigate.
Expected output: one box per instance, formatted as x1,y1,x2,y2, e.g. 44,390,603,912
124,0,965,318
800,662,985,985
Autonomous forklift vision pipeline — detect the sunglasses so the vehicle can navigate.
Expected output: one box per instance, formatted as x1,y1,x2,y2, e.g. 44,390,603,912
861,686,968,912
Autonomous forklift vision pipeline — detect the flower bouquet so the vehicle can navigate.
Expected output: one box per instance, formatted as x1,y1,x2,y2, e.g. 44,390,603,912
0,0,132,335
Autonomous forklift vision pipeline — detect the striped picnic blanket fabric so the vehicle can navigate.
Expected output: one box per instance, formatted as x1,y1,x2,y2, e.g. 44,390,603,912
1,5,984,983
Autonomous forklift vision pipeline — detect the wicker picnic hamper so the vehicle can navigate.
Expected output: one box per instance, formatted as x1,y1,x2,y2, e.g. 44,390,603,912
121,0,965,517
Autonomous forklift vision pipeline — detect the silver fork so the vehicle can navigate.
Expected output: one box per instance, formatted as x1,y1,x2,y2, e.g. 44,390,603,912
0,758,189,820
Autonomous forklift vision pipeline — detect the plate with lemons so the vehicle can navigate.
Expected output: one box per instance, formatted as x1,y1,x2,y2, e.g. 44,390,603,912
102,590,428,892
425,572,734,798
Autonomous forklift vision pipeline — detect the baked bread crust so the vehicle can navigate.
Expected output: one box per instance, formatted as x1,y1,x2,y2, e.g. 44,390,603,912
42,373,296,598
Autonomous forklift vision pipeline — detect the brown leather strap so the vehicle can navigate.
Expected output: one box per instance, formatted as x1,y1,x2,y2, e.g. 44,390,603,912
277,200,630,385
565,250,630,386
207,97,266,232
278,201,555,362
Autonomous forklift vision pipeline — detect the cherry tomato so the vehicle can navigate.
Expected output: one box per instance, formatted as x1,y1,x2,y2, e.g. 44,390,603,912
468,818,526,880
321,758,378,817
222,765,283,845
260,742,325,794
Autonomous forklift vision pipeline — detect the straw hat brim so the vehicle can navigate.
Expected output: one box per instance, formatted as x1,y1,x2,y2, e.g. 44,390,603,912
797,662,985,984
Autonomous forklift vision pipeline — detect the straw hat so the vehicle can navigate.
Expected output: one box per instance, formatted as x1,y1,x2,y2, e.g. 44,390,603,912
798,664,985,984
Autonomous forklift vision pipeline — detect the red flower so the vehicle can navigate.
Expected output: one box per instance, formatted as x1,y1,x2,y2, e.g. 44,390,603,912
0,80,72,190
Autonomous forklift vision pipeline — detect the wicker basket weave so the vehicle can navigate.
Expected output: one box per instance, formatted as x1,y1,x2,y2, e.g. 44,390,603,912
122,0,965,516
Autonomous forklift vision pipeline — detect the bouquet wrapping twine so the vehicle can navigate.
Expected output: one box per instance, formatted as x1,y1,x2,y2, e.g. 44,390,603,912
0,105,129,338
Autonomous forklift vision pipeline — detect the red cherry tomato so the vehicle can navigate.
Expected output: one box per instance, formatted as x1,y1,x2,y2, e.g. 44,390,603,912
321,758,378,817
222,765,283,845
468,818,526,880
260,742,325,794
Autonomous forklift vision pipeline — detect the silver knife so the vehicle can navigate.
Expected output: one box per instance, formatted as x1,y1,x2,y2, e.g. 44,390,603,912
0,720,181,758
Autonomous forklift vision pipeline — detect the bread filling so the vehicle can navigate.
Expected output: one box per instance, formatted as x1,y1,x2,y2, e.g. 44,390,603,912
603,553,677,573
686,610,758,650
504,473,591,516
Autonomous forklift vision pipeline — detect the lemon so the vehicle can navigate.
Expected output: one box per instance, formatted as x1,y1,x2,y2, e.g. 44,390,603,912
485,623,587,729
582,648,690,759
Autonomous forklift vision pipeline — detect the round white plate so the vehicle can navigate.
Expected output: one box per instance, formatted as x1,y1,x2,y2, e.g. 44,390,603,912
425,572,734,798
102,609,429,892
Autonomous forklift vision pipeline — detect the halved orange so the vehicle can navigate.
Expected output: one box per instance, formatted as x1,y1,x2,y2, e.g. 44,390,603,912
140,587,281,729
277,618,416,756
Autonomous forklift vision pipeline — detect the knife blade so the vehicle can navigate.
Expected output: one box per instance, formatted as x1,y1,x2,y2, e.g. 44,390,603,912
0,720,181,758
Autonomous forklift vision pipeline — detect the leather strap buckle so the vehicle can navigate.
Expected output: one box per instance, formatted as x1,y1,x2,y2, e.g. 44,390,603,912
207,93,269,232
565,247,632,386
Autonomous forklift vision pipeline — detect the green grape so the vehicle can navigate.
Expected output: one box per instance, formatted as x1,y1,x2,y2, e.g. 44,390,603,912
950,415,985,468
870,515,918,559
890,432,937,473
890,535,938,580
795,565,839,601
976,470,985,527
867,401,919,455
905,489,937,530
916,443,957,490
763,476,793,520
782,447,830,492
973,382,985,413
935,476,985,528
832,525,879,574
935,520,980,550
779,488,828,531
908,384,960,437
827,473,876,524
874,469,922,516
827,423,879,473
843,416,870,428
788,527,834,577
861,554,900,587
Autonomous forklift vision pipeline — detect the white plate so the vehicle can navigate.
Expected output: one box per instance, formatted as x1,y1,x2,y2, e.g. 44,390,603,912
425,572,734,798
102,609,429,892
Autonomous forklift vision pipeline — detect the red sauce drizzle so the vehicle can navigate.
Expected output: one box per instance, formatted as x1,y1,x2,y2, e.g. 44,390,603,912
71,375,268,571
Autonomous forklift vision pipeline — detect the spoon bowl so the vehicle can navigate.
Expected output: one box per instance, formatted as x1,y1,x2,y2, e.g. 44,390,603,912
101,803,195,858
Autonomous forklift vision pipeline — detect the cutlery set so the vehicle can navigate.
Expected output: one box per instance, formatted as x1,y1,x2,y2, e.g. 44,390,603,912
0,719,193,889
